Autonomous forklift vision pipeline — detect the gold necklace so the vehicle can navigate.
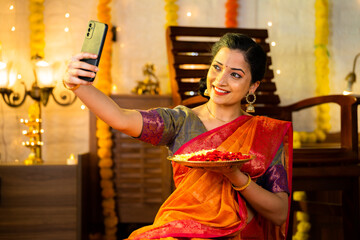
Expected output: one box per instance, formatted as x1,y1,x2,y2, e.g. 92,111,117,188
206,103,229,123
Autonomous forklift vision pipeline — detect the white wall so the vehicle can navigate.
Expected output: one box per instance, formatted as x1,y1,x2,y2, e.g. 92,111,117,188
1,0,360,163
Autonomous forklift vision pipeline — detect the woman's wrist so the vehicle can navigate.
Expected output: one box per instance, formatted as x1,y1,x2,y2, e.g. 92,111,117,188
231,172,251,191
63,79,80,91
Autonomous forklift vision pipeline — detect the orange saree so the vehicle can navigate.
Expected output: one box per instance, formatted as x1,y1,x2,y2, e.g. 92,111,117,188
128,110,292,240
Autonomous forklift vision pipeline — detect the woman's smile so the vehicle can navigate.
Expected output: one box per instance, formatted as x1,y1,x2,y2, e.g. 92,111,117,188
213,86,230,95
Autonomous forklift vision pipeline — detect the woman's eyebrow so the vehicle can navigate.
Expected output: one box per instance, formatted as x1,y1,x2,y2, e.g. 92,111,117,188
230,67,245,75
215,60,224,66
214,60,245,75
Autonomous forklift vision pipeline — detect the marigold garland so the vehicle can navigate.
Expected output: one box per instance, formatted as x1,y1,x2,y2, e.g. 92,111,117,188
25,0,45,165
164,0,179,28
292,191,311,240
96,0,117,240
225,0,238,28
314,0,331,136
29,0,45,59
293,0,330,148
293,2,329,238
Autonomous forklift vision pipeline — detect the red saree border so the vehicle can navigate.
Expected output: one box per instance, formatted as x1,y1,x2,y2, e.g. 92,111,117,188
130,191,247,240
174,115,252,155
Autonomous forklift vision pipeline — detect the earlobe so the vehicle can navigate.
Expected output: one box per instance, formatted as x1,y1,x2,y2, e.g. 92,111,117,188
250,81,260,92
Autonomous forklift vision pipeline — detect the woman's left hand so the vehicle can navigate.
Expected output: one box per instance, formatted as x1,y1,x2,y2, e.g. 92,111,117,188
203,164,243,176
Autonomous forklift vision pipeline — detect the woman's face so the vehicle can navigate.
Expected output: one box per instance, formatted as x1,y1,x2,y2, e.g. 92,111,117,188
206,47,259,106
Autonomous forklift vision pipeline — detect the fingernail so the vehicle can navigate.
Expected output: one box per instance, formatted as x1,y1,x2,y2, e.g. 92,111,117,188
95,67,99,71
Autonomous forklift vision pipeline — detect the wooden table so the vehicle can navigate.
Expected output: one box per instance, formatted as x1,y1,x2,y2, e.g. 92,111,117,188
0,161,86,240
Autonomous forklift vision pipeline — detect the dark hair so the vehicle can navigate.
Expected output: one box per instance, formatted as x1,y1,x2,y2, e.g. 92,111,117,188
199,33,267,98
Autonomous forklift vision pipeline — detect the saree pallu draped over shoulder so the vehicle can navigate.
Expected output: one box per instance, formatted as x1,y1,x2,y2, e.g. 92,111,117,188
127,115,293,240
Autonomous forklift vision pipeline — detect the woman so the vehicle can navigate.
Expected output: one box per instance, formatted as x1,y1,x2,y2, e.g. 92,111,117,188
65,33,292,239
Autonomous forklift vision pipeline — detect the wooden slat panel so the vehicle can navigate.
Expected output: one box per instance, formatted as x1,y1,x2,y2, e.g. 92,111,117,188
264,69,274,79
266,56,272,65
169,26,268,39
172,41,214,53
173,55,271,67
172,41,270,54
256,82,277,92
174,55,212,64
175,69,208,78
177,82,199,92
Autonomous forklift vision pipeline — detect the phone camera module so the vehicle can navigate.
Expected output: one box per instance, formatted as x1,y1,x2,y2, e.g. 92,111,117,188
86,21,94,39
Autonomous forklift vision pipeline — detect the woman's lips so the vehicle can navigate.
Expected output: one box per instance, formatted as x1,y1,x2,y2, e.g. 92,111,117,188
213,86,230,95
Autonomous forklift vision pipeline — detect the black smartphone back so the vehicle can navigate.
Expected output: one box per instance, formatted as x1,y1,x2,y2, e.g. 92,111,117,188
80,20,108,82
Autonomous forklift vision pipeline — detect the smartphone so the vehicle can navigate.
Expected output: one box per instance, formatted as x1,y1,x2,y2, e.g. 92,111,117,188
80,20,108,82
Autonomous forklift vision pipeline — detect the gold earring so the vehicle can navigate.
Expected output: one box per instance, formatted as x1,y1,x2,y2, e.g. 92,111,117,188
246,92,256,113
204,89,210,96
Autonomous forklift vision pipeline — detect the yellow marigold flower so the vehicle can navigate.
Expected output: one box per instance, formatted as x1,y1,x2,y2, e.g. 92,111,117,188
297,221,311,232
102,187,115,198
293,231,310,240
98,148,112,158
104,216,118,228
103,207,116,217
96,129,112,138
102,198,115,209
307,132,317,143
296,211,310,222
314,128,326,142
100,168,114,179
101,179,114,188
98,158,113,168
98,139,113,148
293,191,307,201
97,119,109,129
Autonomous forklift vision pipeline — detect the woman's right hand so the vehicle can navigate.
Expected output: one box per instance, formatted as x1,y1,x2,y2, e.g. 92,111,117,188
64,52,99,88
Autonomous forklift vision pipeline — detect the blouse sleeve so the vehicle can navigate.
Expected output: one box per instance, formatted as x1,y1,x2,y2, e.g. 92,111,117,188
256,144,290,195
136,106,188,146
136,106,207,154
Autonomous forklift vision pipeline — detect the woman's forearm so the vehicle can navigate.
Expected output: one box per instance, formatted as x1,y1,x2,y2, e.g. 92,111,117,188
225,170,288,225
65,52,144,137
73,84,143,137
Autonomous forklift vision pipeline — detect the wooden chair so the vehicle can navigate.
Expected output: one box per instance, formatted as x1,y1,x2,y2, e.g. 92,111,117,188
166,26,360,239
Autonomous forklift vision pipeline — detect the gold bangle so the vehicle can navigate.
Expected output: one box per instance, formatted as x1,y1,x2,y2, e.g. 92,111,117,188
232,172,251,191
63,79,80,91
